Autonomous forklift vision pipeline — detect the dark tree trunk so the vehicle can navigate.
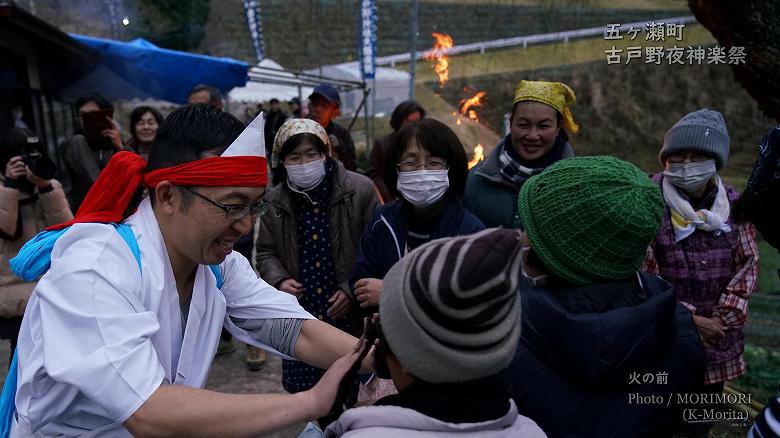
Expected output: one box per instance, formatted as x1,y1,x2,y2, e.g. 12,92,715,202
689,0,780,122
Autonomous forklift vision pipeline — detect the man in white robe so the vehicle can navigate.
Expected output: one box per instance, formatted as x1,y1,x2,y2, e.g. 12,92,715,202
11,105,365,437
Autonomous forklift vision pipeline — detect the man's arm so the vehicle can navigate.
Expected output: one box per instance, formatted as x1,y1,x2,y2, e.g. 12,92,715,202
294,319,371,372
125,345,361,438
38,180,74,225
222,253,367,370
0,182,20,236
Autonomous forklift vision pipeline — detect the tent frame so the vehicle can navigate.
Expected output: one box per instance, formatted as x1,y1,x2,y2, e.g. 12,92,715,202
247,64,371,151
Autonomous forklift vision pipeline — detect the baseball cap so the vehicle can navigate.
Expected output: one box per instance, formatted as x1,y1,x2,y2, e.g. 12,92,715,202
309,84,340,106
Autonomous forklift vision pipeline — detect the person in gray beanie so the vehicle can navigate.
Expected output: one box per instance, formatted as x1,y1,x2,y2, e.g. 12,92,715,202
644,108,759,438
323,228,546,437
659,108,730,171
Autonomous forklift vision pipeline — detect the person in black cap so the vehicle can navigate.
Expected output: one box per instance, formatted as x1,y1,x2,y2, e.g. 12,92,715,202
308,84,357,171
288,97,303,118
264,98,288,154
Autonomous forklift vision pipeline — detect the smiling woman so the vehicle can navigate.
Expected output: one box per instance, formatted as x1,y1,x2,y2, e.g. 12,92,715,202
127,106,164,159
465,79,578,229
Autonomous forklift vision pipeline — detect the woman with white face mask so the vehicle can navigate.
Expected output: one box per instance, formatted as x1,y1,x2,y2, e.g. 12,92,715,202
256,118,379,395
350,118,485,314
642,109,759,438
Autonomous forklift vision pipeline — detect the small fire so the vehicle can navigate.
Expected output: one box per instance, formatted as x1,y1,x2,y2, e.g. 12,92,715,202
468,144,485,169
459,91,486,123
424,32,453,88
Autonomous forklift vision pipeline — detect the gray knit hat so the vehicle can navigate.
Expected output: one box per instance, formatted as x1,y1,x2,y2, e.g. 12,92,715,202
659,108,730,170
380,228,524,383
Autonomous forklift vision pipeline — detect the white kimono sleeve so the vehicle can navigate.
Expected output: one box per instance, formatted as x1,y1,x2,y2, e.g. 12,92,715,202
34,223,166,423
219,252,314,359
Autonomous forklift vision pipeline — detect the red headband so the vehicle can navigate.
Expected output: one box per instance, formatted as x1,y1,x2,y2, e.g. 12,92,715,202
48,151,267,230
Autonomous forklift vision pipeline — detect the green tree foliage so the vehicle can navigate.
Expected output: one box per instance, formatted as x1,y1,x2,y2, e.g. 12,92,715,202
137,0,211,51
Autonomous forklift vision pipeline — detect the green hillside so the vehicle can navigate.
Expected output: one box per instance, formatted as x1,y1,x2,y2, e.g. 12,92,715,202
260,0,688,69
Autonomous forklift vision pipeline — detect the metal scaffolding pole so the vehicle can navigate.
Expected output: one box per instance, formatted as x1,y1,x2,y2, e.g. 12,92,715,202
408,0,419,100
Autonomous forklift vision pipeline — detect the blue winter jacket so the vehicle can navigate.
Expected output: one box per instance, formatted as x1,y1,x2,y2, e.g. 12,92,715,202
348,198,485,295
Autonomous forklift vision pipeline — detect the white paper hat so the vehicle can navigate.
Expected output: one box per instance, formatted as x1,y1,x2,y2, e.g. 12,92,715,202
222,112,266,158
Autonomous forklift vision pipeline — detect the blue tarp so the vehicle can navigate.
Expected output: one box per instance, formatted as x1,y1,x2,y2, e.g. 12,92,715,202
66,34,248,104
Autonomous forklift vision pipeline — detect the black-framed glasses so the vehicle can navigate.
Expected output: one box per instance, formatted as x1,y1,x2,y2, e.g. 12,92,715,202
182,187,270,220
397,159,447,172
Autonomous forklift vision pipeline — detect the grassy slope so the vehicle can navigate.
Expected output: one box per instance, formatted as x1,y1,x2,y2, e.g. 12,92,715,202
758,242,780,293
259,0,687,69
401,24,716,83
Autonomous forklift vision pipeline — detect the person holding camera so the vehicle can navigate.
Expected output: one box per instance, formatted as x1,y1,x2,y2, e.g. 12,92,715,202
0,129,72,364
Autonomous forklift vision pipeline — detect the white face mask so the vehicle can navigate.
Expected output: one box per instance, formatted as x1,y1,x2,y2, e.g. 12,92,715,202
286,158,326,190
397,169,449,207
663,159,717,193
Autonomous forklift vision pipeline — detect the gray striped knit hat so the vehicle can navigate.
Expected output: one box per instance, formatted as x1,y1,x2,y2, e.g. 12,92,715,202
380,228,524,383
660,108,730,170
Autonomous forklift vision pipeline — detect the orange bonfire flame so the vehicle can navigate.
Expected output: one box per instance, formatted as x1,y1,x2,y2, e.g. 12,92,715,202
424,32,453,88
468,144,485,169
459,91,486,123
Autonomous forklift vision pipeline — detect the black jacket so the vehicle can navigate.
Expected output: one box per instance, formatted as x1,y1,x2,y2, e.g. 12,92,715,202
510,272,705,438
326,121,357,171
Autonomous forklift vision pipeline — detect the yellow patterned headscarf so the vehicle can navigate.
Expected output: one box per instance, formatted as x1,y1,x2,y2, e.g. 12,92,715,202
271,118,330,168
512,80,579,134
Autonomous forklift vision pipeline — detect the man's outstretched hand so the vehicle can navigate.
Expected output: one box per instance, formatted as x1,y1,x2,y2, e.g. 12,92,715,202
305,333,370,419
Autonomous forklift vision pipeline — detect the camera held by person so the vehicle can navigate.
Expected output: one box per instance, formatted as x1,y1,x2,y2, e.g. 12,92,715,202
2,130,58,196
20,137,57,181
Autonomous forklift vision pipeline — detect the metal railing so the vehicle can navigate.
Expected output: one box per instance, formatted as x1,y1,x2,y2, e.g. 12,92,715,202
247,65,364,92
377,15,698,67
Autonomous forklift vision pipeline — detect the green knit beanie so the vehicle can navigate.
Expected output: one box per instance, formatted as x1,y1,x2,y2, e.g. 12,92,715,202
517,156,664,285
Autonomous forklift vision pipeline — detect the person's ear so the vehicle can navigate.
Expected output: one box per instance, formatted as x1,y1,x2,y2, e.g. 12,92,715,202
153,181,178,216
384,348,415,389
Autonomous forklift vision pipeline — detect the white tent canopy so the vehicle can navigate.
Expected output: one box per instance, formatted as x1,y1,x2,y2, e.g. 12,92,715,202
231,59,410,118
229,59,314,103
303,63,410,117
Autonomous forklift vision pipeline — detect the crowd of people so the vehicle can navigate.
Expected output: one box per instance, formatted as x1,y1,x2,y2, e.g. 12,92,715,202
0,77,777,438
